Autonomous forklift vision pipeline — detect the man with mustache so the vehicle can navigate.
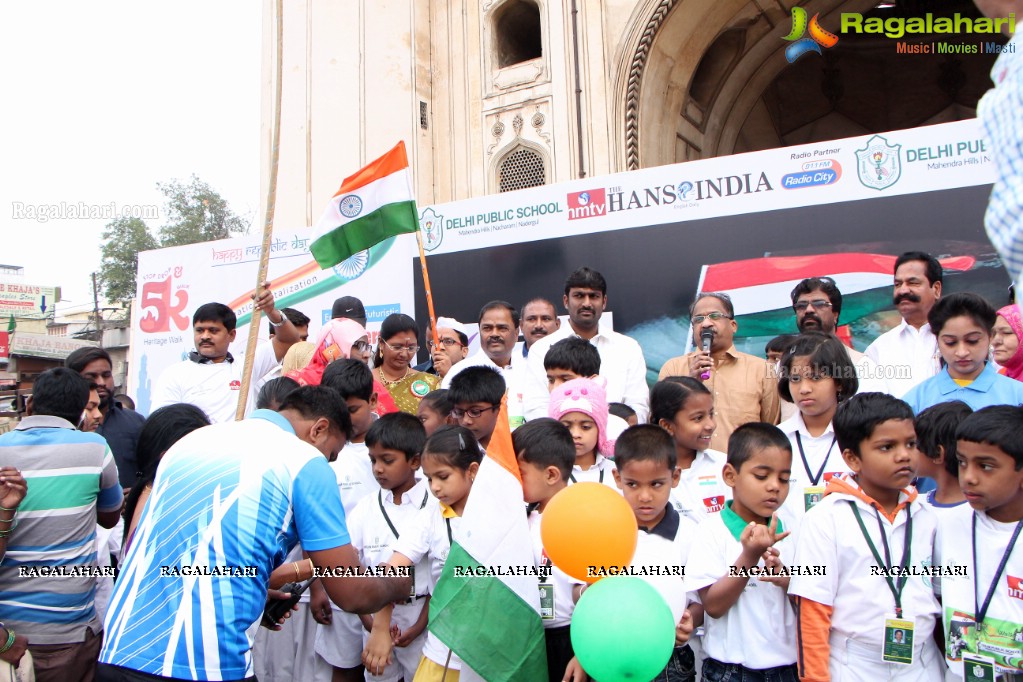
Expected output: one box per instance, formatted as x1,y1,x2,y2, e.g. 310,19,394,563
518,297,561,358
866,252,943,398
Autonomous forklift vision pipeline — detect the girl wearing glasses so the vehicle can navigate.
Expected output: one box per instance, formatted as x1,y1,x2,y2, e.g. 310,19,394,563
374,314,440,414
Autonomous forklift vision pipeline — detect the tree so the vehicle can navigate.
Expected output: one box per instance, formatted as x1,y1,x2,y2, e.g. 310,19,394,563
157,175,248,246
98,217,159,305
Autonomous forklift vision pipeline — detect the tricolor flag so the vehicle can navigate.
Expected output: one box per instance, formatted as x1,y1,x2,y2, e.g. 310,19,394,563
428,399,547,681
309,141,419,269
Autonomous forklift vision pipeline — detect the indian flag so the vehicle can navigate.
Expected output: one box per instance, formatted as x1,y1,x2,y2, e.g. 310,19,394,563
428,399,547,681
309,141,419,269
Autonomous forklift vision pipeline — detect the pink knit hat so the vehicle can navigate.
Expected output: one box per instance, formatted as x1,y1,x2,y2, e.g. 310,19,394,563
548,377,614,458
286,318,368,386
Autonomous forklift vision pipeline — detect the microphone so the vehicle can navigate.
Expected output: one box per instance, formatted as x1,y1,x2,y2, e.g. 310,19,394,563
699,329,714,381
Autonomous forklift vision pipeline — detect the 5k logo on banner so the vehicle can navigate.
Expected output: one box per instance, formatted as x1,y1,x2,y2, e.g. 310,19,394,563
783,7,839,63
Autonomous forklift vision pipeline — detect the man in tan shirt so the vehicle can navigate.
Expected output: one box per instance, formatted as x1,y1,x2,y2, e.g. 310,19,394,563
658,292,780,451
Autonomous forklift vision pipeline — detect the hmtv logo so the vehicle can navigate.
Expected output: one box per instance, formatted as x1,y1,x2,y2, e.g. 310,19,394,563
783,7,839,63
1007,575,1023,599
567,189,607,220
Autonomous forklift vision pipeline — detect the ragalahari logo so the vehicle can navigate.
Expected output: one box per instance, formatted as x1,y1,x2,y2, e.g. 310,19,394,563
783,7,839,63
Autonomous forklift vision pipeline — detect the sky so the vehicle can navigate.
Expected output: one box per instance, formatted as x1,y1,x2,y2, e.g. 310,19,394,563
0,1,261,317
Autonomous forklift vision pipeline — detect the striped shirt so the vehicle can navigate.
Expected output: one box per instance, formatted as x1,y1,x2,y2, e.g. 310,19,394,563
0,415,122,644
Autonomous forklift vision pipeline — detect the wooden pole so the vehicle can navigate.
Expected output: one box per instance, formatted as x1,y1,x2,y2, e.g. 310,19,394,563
236,0,284,421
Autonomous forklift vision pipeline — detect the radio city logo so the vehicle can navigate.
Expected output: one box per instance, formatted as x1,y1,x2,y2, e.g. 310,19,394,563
783,7,839,63
567,189,607,220
782,160,842,190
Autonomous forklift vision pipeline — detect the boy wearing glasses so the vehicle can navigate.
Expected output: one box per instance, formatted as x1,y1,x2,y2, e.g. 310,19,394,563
659,292,780,451
448,366,506,451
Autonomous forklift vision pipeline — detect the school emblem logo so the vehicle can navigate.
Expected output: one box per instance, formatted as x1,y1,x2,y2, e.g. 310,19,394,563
703,495,725,513
338,194,363,218
1007,575,1023,599
856,135,902,191
419,208,444,251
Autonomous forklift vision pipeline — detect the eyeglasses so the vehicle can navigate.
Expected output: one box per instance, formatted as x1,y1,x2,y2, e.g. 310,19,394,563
794,299,833,312
381,340,420,355
451,405,500,419
691,312,732,325
428,338,463,350
352,340,371,353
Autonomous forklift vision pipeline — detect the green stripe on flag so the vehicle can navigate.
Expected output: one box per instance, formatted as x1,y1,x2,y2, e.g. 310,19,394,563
310,200,418,269
734,288,895,338
429,542,548,681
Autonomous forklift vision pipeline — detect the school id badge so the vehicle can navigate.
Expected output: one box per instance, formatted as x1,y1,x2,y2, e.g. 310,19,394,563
803,486,825,511
538,582,554,621
882,615,915,665
962,653,996,682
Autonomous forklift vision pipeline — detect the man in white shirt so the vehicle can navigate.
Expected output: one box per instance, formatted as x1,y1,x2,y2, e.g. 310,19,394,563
865,252,943,398
523,268,650,422
518,297,561,359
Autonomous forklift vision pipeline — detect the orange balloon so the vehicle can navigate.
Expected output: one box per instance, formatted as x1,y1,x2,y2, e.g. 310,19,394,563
540,482,638,583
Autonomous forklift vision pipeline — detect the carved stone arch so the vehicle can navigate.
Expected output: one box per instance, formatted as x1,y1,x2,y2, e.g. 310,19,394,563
491,138,550,193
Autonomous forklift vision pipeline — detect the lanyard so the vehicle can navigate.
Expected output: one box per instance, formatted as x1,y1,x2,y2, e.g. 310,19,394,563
378,489,429,540
972,512,1023,630
848,501,912,617
569,468,604,484
794,432,837,487
445,517,453,545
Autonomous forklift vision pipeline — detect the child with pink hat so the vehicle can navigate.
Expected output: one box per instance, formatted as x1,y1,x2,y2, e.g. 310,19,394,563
548,377,618,489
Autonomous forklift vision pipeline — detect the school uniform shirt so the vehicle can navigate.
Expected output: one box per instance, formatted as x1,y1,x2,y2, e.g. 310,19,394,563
920,490,968,527
936,505,1023,680
865,320,940,398
150,349,277,423
393,501,464,671
330,440,379,517
528,509,584,628
777,413,849,532
789,475,941,681
630,505,697,625
659,346,780,453
568,454,619,491
523,325,650,424
670,449,731,522
687,503,797,669
903,362,1023,414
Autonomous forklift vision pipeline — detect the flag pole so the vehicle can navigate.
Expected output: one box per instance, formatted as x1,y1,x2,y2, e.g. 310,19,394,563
415,231,441,350
236,0,284,421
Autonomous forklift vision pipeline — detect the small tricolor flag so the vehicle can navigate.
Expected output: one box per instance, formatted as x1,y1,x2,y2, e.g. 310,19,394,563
309,142,419,269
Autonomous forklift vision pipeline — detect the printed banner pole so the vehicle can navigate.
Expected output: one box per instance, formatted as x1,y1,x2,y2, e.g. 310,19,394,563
236,0,284,421
416,230,441,350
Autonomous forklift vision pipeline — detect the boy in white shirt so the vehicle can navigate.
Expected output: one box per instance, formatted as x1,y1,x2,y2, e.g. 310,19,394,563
936,405,1023,681
688,423,798,680
914,401,972,520
789,393,943,681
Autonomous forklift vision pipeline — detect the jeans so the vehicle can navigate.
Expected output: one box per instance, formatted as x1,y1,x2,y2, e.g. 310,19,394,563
701,658,798,682
650,645,696,682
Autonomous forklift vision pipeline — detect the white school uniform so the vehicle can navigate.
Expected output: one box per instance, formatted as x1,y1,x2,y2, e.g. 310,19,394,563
936,505,1023,681
528,509,584,628
392,501,465,672
345,479,433,682
789,475,943,681
920,490,969,527
568,453,619,491
669,449,731,522
686,502,797,669
777,413,850,532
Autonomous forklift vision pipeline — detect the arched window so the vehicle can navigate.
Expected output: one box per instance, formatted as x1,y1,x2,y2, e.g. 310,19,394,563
497,146,547,192
494,0,542,68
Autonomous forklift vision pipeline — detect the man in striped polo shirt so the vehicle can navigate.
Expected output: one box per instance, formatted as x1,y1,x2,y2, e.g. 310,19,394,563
0,367,123,682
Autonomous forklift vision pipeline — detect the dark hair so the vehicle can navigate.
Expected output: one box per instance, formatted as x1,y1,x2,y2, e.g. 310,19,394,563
269,307,311,336
423,424,483,471
278,385,353,440
373,313,420,366
765,334,797,355
365,412,426,460
777,332,859,404
479,300,520,328
614,424,676,470
115,394,136,410
30,367,89,424
322,358,374,402
564,267,607,296
956,405,1023,469
791,277,843,317
512,418,575,482
65,347,113,373
728,422,792,471
649,377,712,425
544,337,600,376
915,401,973,477
688,292,734,319
122,404,210,544
420,389,454,417
833,392,914,456
895,251,943,285
192,302,237,331
609,402,636,421
521,297,557,316
256,376,300,410
928,292,996,336
448,366,506,406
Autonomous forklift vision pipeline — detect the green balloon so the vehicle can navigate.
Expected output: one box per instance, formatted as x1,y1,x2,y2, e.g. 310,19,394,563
570,576,676,681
